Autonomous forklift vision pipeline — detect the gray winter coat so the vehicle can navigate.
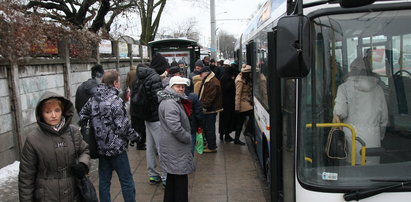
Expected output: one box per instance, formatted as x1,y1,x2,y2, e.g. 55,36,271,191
19,91,90,202
157,87,195,175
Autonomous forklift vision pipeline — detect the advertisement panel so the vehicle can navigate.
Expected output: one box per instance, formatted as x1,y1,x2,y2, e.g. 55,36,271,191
119,42,128,58
132,44,140,56
99,39,112,54
158,51,190,66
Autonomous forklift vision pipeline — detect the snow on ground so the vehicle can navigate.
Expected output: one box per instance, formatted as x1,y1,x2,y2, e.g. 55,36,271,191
0,161,19,187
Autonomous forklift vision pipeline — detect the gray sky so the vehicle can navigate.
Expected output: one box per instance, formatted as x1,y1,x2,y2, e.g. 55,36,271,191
113,0,265,46
160,0,265,46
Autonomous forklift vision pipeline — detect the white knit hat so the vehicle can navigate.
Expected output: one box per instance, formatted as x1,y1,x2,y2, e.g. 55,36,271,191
169,76,190,87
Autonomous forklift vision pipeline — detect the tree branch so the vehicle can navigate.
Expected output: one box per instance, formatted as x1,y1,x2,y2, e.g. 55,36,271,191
89,0,111,33
151,0,166,40
26,1,71,16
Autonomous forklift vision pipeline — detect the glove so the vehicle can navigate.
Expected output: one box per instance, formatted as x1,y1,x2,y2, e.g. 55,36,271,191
71,162,88,179
130,134,142,147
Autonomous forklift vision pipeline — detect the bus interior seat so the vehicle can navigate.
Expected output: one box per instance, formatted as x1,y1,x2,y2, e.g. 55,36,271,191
387,71,411,134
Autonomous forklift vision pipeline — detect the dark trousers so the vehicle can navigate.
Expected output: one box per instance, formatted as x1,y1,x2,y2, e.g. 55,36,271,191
204,113,217,150
163,173,188,202
131,115,146,148
235,110,253,138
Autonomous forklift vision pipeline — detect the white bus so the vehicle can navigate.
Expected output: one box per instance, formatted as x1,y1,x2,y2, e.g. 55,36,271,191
235,0,411,201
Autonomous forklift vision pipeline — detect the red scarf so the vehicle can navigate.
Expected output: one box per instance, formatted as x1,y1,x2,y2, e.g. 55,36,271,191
181,99,192,117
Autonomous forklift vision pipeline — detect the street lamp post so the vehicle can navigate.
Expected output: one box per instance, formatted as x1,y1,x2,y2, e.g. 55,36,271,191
210,0,217,59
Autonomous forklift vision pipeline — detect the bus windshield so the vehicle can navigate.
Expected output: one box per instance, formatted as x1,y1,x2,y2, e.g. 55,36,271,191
298,9,411,189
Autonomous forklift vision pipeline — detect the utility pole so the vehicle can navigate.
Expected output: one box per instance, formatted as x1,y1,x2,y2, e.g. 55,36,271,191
210,0,217,59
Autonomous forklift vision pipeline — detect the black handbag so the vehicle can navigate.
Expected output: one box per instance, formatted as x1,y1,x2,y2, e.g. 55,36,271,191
77,176,98,202
70,127,99,202
325,127,348,159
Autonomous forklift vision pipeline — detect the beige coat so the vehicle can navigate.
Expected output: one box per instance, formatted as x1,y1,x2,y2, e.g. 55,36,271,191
126,66,137,89
235,73,253,112
192,74,202,95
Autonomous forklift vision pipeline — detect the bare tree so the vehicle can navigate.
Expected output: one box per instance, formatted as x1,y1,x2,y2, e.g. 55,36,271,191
218,31,236,59
169,17,200,41
135,0,167,45
25,0,137,34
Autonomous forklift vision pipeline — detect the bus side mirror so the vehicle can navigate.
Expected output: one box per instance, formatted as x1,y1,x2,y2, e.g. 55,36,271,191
276,15,311,78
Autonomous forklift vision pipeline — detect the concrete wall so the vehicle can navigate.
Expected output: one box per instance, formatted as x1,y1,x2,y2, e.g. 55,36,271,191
0,58,143,168
0,67,16,166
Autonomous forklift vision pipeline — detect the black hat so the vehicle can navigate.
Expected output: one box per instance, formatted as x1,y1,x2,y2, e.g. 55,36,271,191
150,53,168,75
198,66,211,74
169,66,182,75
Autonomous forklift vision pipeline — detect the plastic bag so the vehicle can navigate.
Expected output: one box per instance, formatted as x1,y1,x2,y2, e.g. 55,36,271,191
195,128,204,154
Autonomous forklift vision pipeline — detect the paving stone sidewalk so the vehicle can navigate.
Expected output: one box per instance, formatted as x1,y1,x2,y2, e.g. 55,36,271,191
0,135,269,202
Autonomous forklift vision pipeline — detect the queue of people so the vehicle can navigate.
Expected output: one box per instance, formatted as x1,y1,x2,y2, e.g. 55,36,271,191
18,54,255,202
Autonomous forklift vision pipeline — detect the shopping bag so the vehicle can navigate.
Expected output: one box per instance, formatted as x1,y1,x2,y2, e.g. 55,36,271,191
195,128,204,154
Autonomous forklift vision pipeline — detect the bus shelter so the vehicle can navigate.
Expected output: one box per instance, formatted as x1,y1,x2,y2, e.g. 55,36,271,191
148,38,200,72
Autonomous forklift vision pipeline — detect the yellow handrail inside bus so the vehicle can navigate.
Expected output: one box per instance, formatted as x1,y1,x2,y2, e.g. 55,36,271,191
306,123,366,166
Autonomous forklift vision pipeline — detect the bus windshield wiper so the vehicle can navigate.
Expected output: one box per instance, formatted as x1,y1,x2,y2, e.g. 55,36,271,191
343,180,411,201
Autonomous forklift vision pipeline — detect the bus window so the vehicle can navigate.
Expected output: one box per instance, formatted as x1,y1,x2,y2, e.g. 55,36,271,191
392,34,411,73
253,32,269,109
298,9,411,190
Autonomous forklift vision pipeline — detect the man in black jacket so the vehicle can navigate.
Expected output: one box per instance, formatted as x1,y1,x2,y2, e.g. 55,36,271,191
75,64,104,114
131,53,168,185
75,65,104,159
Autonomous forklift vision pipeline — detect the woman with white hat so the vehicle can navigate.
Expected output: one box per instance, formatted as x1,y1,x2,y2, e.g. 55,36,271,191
157,76,195,202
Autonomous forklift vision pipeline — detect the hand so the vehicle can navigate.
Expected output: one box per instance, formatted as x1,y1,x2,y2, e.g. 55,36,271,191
71,162,88,179
196,128,203,134
131,134,142,146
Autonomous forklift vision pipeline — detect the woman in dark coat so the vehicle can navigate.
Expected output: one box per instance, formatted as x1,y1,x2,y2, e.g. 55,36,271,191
218,65,239,142
19,91,90,202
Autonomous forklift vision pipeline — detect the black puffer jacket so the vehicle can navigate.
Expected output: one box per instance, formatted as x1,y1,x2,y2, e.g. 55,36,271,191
134,66,164,122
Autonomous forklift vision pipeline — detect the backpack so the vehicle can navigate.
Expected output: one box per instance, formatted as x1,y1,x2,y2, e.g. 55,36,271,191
131,78,149,119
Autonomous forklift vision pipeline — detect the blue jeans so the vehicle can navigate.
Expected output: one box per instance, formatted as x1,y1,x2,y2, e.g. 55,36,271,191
99,152,136,202
204,113,217,150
